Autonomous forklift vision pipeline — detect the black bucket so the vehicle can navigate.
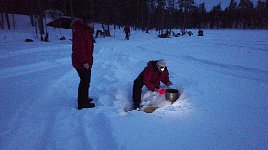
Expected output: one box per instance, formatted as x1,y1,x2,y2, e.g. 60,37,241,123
165,89,181,102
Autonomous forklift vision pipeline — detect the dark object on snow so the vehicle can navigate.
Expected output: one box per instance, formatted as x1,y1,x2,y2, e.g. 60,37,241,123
158,31,170,38
124,25,131,40
172,31,181,37
59,36,66,40
78,100,95,110
165,89,181,102
187,31,193,36
44,33,49,42
198,30,204,36
181,29,187,36
103,30,110,37
47,16,74,29
102,24,111,37
142,106,158,113
25,39,33,42
95,30,104,38
123,105,158,113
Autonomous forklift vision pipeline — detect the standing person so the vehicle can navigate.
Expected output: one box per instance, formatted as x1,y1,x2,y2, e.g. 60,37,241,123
132,59,173,109
123,25,130,40
71,18,95,110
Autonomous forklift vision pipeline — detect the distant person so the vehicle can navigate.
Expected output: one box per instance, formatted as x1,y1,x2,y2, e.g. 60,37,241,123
123,25,131,40
102,24,110,37
132,59,172,109
180,29,187,36
71,18,95,110
187,31,193,36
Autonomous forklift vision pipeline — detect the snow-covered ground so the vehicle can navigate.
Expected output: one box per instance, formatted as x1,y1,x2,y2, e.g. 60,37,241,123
0,15,267,149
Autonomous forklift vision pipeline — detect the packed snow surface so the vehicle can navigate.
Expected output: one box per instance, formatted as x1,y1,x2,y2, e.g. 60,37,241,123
0,15,267,149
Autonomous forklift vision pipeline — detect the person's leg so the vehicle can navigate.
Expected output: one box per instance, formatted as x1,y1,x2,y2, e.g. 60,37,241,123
76,68,91,101
126,32,129,40
75,68,94,109
84,69,91,99
132,78,143,109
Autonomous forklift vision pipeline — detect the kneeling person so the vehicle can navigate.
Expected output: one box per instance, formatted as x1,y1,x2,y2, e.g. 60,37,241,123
132,59,172,109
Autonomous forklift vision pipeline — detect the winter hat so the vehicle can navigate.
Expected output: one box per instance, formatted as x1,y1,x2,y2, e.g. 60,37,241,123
157,59,166,68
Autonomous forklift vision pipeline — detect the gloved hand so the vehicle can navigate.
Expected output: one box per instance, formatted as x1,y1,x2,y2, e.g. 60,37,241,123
83,63,90,70
166,81,173,86
154,88,166,94
158,88,166,94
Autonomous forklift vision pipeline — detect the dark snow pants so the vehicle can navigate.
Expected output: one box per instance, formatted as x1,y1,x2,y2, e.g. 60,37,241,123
132,77,144,107
125,32,129,40
75,68,91,103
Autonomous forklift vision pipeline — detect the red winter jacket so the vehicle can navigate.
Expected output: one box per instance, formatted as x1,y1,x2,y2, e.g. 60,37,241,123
124,26,130,33
72,19,94,69
138,61,170,91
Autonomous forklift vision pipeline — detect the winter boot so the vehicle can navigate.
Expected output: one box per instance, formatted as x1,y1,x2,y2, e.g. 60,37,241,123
78,101,95,110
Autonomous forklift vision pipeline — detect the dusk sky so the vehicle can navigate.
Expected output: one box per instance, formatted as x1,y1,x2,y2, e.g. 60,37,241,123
194,0,258,10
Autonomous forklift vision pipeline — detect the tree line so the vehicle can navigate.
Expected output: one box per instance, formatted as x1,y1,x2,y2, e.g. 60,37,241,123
1,0,267,31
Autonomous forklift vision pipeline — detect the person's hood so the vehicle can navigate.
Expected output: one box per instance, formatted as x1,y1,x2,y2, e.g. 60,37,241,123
147,60,158,71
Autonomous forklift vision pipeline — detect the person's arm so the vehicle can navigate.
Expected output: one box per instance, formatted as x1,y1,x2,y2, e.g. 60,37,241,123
74,30,88,65
87,30,94,68
162,68,172,86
